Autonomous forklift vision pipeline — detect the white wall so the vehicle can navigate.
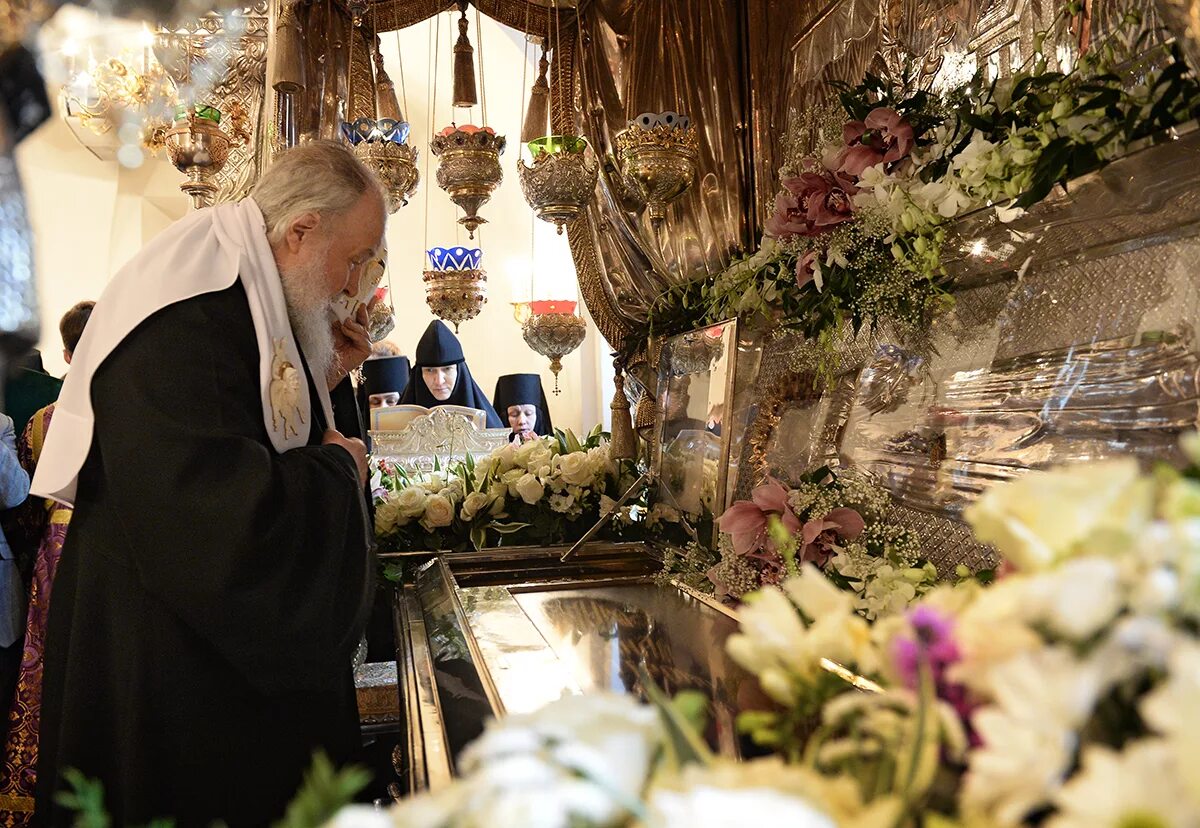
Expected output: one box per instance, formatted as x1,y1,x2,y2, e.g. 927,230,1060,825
15,106,190,377
17,7,611,434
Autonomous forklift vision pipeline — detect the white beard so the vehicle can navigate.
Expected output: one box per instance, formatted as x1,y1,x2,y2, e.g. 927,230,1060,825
279,254,338,387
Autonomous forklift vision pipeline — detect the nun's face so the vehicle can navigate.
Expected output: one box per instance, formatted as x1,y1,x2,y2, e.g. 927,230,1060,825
369,392,400,409
507,404,538,434
422,365,458,401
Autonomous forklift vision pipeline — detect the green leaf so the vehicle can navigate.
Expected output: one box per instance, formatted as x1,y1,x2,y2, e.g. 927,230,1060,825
470,525,487,552
272,752,371,828
55,769,112,828
638,665,714,770
489,521,532,535
381,562,405,584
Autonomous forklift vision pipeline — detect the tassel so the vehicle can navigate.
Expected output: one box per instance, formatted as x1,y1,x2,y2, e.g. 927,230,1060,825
452,3,478,108
634,392,657,438
608,367,636,461
373,45,403,122
269,0,307,94
521,46,550,143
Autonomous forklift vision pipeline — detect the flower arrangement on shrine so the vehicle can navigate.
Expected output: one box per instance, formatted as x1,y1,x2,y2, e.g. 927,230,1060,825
643,11,1200,380
371,429,711,552
706,469,935,616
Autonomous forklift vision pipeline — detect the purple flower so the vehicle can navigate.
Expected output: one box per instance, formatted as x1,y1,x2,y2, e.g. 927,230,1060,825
892,606,976,732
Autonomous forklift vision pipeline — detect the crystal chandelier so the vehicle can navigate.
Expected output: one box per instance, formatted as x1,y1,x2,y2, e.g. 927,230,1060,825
522,300,586,393
423,246,487,331
615,111,698,236
58,29,178,163
432,125,505,239
518,135,597,235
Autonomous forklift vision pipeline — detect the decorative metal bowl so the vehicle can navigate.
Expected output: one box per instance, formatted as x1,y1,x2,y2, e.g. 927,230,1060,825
522,307,587,393
423,268,487,330
518,135,598,234
165,108,232,209
614,114,698,231
431,125,506,239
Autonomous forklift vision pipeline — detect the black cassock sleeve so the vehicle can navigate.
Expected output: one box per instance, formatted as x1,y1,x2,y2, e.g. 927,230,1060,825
87,285,373,696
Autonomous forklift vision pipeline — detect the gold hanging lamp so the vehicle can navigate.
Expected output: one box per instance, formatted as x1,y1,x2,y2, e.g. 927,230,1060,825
433,3,504,239
340,11,419,213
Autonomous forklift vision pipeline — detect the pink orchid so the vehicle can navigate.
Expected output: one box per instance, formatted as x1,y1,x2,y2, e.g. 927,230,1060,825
799,506,865,566
718,477,801,556
796,250,819,290
764,169,857,240
837,107,915,177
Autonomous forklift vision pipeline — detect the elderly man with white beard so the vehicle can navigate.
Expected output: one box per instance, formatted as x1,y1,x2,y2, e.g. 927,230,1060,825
28,141,384,827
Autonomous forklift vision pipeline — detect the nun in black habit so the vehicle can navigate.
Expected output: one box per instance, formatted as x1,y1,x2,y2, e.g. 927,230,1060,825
493,373,554,442
359,354,411,410
399,320,502,427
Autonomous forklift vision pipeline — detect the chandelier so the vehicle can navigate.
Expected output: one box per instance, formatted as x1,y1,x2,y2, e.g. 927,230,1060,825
518,135,597,235
432,125,505,239
522,300,586,394
615,111,698,236
423,246,487,331
59,40,178,162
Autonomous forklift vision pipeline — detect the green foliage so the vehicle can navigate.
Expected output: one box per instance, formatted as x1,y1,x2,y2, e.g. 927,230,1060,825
272,752,371,828
57,753,370,828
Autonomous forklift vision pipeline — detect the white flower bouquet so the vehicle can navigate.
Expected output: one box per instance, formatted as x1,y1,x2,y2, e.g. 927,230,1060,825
372,427,646,552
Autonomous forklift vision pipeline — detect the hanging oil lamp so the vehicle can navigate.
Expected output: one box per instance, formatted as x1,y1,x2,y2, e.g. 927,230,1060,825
423,245,487,331
522,300,587,393
431,124,505,239
615,111,698,236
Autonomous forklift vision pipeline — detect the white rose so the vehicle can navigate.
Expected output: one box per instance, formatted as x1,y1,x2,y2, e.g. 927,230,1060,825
515,439,552,471
394,486,429,518
493,442,518,473
501,468,525,485
460,491,491,522
374,499,403,534
558,452,593,486
645,760,838,828
422,494,455,529
515,473,545,505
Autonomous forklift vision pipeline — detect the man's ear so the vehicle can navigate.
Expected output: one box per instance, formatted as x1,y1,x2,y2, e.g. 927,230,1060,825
283,211,322,252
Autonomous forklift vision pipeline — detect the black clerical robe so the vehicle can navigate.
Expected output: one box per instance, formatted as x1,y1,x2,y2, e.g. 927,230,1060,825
35,282,373,827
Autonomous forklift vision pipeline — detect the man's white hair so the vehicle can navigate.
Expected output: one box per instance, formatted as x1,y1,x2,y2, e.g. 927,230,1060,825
252,140,385,243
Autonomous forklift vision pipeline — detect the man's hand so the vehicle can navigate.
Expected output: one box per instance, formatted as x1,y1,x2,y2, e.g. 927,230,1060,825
323,429,368,487
328,300,375,390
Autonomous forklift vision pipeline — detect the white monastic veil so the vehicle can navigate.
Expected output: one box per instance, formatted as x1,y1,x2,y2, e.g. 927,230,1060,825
31,197,335,506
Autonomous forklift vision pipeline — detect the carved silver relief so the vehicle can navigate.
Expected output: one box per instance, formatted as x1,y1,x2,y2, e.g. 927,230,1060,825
371,407,510,476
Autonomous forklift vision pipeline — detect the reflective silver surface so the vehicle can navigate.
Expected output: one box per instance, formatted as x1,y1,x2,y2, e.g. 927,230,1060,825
654,321,739,542
460,581,747,758
725,131,1200,576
